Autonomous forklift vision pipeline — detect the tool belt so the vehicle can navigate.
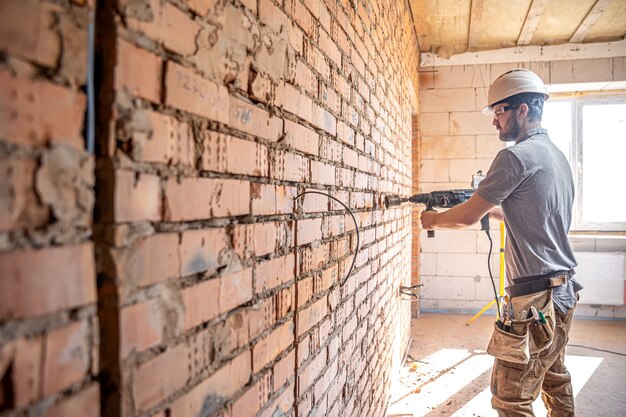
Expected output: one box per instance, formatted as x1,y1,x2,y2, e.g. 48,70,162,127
487,289,556,364
506,270,571,298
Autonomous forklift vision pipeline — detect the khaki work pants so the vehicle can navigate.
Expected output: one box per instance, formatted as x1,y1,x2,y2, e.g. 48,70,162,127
490,290,576,417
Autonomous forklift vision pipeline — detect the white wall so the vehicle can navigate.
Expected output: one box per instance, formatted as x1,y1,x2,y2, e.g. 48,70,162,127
417,55,626,319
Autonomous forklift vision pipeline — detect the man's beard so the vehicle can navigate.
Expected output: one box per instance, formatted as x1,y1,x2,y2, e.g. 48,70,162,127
499,117,521,142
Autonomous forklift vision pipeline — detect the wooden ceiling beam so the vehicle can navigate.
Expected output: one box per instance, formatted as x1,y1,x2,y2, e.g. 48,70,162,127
517,0,549,46
467,0,483,50
569,0,612,43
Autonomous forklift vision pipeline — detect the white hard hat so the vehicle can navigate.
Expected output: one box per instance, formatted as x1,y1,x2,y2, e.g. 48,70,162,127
483,69,549,114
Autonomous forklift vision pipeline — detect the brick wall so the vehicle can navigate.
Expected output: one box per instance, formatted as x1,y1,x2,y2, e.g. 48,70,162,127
94,1,419,417
417,56,626,313
0,0,99,416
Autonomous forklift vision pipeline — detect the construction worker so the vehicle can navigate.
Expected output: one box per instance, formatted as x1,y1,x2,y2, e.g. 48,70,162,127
420,69,583,417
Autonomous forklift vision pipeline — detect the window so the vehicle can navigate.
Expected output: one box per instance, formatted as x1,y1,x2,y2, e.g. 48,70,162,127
543,93,626,232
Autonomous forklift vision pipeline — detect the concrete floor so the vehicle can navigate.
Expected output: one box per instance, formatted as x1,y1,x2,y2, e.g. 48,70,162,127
387,313,626,417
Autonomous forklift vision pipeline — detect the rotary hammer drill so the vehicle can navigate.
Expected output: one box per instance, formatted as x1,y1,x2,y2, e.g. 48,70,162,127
384,189,489,237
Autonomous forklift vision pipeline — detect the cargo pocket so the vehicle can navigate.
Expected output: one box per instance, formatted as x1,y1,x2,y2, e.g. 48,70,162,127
491,358,526,399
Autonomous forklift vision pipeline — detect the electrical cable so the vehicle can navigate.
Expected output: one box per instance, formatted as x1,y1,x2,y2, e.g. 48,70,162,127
485,229,501,315
567,344,626,357
294,191,360,283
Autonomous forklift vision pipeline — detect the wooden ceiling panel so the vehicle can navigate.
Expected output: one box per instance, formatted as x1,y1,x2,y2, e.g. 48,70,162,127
584,0,626,42
532,0,597,45
409,0,626,59
423,0,471,57
471,0,531,50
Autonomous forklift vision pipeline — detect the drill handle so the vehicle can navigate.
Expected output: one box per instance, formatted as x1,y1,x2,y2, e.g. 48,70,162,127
425,200,436,238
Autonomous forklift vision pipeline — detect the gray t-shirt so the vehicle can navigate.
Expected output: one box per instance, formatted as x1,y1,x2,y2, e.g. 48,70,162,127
476,128,580,311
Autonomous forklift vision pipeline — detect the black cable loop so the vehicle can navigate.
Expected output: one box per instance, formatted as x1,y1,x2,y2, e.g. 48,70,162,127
485,230,501,315
294,191,361,283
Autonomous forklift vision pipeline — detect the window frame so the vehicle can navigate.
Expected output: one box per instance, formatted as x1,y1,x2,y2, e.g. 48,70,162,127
545,91,626,233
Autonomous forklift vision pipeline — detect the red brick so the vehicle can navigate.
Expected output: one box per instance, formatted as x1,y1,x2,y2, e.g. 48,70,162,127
0,158,49,231
299,273,316,307
120,299,163,357
320,82,341,115
161,3,200,55
301,189,329,213
133,111,194,165
305,43,330,81
259,384,294,417
289,0,315,37
335,167,354,187
284,119,319,156
126,1,200,55
337,121,355,146
228,96,283,142
310,160,336,186
273,349,295,390
181,278,219,330
134,344,189,413
296,335,310,367
320,136,342,162
212,309,251,360
319,264,338,293
0,243,95,320
179,228,229,276
110,233,179,288
164,177,250,221
342,315,357,342
296,218,322,246
343,146,359,169
170,350,250,417
8,336,44,406
355,172,368,189
251,183,277,216
276,185,297,214
232,374,271,417
249,298,275,340
0,70,85,148
202,131,269,177
298,348,327,395
252,320,294,372
43,383,99,417
298,242,330,274
322,215,345,239
113,170,161,222
220,268,253,313
294,60,317,96
231,224,253,261
270,150,309,182
311,103,337,135
165,61,229,123
274,82,300,115
318,29,341,68
43,321,91,396
253,222,278,256
276,285,295,319
115,39,161,103
0,0,60,67
255,254,296,293
296,296,327,337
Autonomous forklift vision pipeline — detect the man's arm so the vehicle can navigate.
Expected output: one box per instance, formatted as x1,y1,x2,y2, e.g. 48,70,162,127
420,193,496,229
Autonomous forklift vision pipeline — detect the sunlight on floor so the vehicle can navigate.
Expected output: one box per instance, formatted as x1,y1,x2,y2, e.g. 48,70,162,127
387,349,603,417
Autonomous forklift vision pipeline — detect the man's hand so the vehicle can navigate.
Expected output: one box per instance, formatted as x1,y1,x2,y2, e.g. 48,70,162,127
420,209,438,230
